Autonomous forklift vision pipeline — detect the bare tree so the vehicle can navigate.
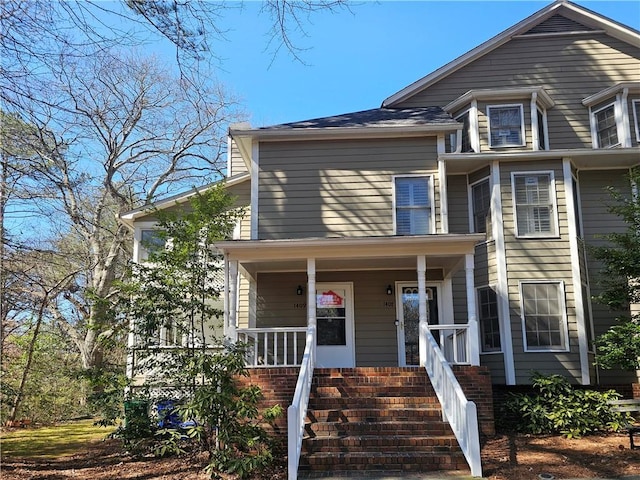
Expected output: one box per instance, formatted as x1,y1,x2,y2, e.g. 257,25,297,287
9,49,239,371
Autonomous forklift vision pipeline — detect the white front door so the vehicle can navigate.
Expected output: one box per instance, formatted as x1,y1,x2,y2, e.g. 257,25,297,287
396,283,441,366
315,283,355,368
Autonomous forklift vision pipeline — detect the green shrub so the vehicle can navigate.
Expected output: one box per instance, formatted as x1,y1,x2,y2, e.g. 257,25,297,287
500,372,631,438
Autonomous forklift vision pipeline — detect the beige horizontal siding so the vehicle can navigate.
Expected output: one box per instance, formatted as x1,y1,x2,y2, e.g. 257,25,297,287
578,169,637,384
447,175,469,234
230,139,248,176
258,138,440,239
397,34,640,150
256,270,432,367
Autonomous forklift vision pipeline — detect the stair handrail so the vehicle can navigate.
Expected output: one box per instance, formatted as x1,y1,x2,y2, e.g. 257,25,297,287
287,325,316,480
421,322,482,477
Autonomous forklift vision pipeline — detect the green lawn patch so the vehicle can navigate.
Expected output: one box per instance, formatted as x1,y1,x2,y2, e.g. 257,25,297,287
1,419,116,458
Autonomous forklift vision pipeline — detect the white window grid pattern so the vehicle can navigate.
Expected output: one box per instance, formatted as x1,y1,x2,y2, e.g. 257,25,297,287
520,281,568,351
594,103,619,148
487,104,525,148
471,178,491,234
394,176,431,235
477,287,501,353
512,172,557,237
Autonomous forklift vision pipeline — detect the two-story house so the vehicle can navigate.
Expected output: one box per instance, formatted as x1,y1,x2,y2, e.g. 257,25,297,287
122,1,639,477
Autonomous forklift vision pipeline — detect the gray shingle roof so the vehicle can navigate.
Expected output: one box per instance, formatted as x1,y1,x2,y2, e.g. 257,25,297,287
259,107,456,130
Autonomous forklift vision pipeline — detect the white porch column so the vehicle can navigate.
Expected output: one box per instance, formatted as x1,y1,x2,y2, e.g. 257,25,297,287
465,254,481,366
307,258,317,358
417,255,428,366
227,259,238,341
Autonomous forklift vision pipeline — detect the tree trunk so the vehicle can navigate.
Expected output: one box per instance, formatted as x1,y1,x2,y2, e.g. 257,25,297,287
9,294,47,422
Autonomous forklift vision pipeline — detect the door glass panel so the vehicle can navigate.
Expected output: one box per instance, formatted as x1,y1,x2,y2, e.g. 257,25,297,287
317,290,346,346
401,286,439,366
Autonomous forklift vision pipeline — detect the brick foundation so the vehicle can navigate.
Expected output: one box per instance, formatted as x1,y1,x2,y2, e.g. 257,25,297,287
452,365,495,437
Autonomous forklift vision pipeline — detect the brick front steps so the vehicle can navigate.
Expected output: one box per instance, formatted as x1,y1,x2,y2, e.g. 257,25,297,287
299,367,468,474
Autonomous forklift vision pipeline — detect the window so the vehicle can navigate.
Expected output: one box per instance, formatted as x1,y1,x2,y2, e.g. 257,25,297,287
537,108,546,150
478,287,500,353
593,103,619,148
512,172,556,237
395,176,430,235
521,282,568,351
633,99,640,142
471,178,490,234
456,111,473,153
488,104,525,147
138,229,166,261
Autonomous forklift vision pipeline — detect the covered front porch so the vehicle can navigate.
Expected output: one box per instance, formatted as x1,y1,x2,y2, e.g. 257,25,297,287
217,234,485,369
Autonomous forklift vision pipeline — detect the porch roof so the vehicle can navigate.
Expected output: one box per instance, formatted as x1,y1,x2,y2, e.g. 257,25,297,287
215,234,485,276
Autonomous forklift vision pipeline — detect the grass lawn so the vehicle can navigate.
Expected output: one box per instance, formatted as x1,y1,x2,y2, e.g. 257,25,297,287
1,419,116,458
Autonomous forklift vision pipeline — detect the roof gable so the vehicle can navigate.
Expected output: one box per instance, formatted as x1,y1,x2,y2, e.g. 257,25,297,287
523,13,594,35
382,0,640,107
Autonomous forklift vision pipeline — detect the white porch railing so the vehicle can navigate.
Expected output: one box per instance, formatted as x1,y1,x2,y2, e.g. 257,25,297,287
237,327,308,367
287,326,316,480
428,324,470,365
421,322,482,477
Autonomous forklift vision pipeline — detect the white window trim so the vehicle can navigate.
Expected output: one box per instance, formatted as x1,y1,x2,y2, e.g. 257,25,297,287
510,170,559,239
520,280,570,353
534,106,550,151
487,103,526,148
134,221,160,263
476,284,502,355
455,108,473,153
633,99,640,142
590,101,621,149
468,176,491,234
392,174,435,235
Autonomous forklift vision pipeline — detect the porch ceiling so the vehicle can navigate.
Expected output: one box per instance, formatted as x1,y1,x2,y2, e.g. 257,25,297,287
215,234,485,276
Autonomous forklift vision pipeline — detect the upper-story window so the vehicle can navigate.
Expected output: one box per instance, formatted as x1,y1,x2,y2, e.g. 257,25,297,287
512,172,557,238
457,111,474,153
633,99,640,142
394,176,431,235
470,178,491,234
583,82,640,149
593,103,619,148
137,228,167,262
488,104,525,148
536,108,547,150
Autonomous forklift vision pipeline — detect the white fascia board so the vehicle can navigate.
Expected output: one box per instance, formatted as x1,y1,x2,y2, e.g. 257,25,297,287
440,147,640,163
215,234,485,262
444,87,555,113
382,1,639,108
229,123,461,143
582,82,640,106
119,173,250,227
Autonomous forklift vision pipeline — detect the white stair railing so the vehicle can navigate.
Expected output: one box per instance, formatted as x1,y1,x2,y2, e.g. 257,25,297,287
287,325,316,480
421,322,482,477
428,324,470,364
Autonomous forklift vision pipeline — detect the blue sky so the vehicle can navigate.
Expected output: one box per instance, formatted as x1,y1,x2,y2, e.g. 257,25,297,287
199,1,640,128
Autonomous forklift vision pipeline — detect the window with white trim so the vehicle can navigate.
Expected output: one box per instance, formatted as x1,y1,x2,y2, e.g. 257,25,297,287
488,104,525,148
394,176,430,235
471,178,490,234
456,111,473,153
537,108,546,150
512,172,556,237
593,103,619,148
521,282,568,351
633,99,640,142
138,228,166,261
478,287,500,353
